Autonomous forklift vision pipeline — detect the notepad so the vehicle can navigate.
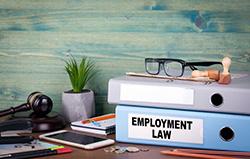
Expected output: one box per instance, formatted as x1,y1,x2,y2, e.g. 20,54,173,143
71,114,116,135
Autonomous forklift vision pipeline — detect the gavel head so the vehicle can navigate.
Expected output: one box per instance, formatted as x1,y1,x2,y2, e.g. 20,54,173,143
27,92,53,115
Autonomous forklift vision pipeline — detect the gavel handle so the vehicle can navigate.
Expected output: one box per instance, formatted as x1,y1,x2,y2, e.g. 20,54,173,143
0,103,31,117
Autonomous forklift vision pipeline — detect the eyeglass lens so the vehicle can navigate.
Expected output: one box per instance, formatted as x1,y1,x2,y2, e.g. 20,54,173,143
146,60,183,76
146,60,159,74
164,61,183,76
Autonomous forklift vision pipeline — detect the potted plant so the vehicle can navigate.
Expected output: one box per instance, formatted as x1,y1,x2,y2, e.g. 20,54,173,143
62,52,99,122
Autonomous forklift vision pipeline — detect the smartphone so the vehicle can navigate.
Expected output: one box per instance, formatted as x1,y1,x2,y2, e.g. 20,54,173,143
39,130,115,150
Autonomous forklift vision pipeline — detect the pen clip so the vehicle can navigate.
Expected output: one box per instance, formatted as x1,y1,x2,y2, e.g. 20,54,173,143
89,120,100,127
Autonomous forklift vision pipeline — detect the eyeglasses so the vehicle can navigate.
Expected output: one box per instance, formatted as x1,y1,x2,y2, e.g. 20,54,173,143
145,58,222,77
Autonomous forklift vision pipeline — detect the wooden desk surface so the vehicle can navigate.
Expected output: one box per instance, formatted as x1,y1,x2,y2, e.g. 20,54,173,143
20,124,248,159
0,115,247,159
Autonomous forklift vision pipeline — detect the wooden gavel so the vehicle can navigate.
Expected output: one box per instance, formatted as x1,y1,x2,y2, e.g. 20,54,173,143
0,92,53,117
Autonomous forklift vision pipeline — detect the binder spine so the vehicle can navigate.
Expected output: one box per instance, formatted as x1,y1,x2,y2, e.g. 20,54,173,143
116,105,250,152
108,73,250,115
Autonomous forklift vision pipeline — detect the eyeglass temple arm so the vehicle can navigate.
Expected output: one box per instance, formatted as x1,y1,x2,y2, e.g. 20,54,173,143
186,62,222,70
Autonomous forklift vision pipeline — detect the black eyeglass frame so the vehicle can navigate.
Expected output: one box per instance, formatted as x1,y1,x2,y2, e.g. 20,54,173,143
145,58,222,77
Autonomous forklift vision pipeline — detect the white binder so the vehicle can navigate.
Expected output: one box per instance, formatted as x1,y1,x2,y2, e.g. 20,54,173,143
108,71,250,115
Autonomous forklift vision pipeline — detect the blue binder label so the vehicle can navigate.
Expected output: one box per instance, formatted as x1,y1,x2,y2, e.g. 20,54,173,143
128,113,203,144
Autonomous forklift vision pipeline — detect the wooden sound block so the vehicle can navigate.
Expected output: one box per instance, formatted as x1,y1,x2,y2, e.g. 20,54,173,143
219,74,231,84
5,111,66,132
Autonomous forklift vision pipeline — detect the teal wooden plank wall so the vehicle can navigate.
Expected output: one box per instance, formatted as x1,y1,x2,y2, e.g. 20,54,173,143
0,0,250,115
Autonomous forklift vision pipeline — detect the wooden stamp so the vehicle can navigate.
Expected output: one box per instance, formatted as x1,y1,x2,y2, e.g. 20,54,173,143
218,57,231,84
191,69,220,81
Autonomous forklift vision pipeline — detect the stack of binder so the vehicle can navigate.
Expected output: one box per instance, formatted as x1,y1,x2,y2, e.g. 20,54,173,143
108,71,250,152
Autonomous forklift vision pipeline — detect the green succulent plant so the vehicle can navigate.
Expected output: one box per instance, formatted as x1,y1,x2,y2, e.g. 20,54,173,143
64,52,99,92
